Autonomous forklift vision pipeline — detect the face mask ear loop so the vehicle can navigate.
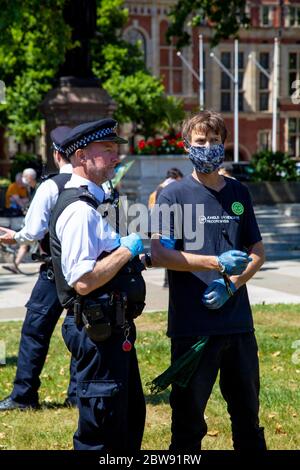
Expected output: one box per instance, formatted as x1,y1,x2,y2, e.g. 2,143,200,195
183,138,191,149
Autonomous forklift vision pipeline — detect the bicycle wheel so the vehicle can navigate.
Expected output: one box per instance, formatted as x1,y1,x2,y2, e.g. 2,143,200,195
0,244,18,273
13,243,41,276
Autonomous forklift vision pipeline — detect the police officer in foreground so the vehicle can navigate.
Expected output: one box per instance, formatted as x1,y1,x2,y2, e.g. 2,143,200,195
0,127,77,411
49,119,146,451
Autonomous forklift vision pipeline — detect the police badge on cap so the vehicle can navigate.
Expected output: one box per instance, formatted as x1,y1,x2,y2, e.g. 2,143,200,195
60,118,128,159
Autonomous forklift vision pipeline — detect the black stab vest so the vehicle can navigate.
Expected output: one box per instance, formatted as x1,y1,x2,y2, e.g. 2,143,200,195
49,186,146,309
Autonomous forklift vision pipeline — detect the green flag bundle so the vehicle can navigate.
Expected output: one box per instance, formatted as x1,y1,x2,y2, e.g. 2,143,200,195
148,336,209,394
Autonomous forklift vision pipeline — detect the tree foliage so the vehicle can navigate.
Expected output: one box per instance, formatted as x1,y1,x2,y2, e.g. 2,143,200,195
167,0,250,49
0,0,72,140
0,0,184,143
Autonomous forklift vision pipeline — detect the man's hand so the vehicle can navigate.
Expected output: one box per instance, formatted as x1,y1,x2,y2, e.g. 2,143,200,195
120,233,144,259
202,278,237,309
217,250,252,276
0,227,17,245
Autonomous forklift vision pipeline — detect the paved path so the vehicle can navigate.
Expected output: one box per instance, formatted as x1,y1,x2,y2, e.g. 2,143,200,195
0,260,299,322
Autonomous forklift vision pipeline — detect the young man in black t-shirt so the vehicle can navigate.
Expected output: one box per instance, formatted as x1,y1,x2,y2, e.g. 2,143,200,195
151,110,267,451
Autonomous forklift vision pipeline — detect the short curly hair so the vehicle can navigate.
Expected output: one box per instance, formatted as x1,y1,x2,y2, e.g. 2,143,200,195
182,110,228,144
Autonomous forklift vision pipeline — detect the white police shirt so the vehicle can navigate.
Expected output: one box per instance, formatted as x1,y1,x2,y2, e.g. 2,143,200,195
56,174,120,287
14,163,73,244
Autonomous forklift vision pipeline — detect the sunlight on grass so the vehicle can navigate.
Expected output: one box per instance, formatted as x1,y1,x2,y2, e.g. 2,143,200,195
0,304,299,449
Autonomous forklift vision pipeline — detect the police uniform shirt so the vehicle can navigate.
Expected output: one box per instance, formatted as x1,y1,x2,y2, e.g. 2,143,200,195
56,174,120,287
14,164,73,244
156,175,262,338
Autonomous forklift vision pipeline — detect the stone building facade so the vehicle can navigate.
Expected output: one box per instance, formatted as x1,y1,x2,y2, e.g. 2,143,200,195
124,0,300,160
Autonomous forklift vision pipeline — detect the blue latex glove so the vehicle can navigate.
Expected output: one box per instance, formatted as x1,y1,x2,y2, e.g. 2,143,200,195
160,237,176,250
217,250,252,276
202,278,237,310
120,233,144,259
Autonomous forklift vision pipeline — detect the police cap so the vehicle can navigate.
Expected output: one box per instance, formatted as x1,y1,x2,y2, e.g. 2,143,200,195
50,126,73,154
60,118,128,160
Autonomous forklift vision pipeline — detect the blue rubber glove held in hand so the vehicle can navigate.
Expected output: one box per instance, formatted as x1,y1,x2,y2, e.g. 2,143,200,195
120,233,144,259
202,278,237,310
217,250,252,276
160,237,176,250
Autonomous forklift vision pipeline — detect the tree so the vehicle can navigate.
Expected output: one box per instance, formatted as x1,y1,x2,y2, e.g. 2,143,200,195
167,0,250,49
0,0,72,140
0,0,184,143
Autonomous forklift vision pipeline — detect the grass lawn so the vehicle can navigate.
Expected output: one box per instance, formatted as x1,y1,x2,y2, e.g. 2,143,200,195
0,304,299,450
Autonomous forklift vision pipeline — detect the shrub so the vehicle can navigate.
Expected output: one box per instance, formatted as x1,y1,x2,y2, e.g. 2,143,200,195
134,133,185,155
250,150,299,182
10,153,43,181
0,177,10,186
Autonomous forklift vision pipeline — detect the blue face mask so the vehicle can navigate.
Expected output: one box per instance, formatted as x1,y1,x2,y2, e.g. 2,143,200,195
186,142,225,174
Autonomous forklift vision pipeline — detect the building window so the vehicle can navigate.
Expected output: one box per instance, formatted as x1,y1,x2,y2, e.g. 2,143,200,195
288,52,300,97
261,5,273,27
288,118,300,157
286,5,300,27
220,52,231,111
259,52,270,111
258,130,271,151
159,20,182,94
123,28,147,63
220,51,244,112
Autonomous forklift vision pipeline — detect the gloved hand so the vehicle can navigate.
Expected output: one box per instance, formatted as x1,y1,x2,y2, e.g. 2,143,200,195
217,250,252,276
160,236,176,250
120,233,144,259
202,278,237,310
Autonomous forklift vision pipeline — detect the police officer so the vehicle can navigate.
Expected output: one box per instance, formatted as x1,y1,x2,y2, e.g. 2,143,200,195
49,118,146,451
0,127,77,411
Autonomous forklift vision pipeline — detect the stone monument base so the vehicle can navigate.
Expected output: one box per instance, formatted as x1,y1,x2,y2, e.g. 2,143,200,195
40,77,116,171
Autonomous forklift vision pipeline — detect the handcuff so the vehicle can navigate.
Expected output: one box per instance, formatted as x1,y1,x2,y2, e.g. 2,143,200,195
217,258,234,296
222,274,234,296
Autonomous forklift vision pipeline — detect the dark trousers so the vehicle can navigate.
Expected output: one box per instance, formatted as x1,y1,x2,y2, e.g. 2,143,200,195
62,314,146,451
10,268,77,405
169,332,267,452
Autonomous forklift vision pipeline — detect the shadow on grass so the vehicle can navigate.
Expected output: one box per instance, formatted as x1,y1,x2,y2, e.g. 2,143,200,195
145,389,170,405
2,355,18,366
39,402,77,410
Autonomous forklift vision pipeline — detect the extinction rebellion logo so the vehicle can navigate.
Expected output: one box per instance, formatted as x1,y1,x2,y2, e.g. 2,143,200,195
231,201,244,216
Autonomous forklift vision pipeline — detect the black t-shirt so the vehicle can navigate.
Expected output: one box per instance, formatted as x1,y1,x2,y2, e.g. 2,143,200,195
156,175,262,338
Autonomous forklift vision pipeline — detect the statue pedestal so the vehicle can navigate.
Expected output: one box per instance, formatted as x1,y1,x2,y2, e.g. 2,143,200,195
122,154,193,205
40,78,116,171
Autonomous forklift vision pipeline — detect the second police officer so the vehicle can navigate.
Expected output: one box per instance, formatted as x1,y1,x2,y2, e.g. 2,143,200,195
49,119,146,451
0,127,77,410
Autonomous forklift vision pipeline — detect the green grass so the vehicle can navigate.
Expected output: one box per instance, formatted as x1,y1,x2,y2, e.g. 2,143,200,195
0,305,300,450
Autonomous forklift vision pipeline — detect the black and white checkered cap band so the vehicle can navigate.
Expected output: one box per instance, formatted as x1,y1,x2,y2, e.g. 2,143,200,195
64,126,117,158
53,142,65,154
